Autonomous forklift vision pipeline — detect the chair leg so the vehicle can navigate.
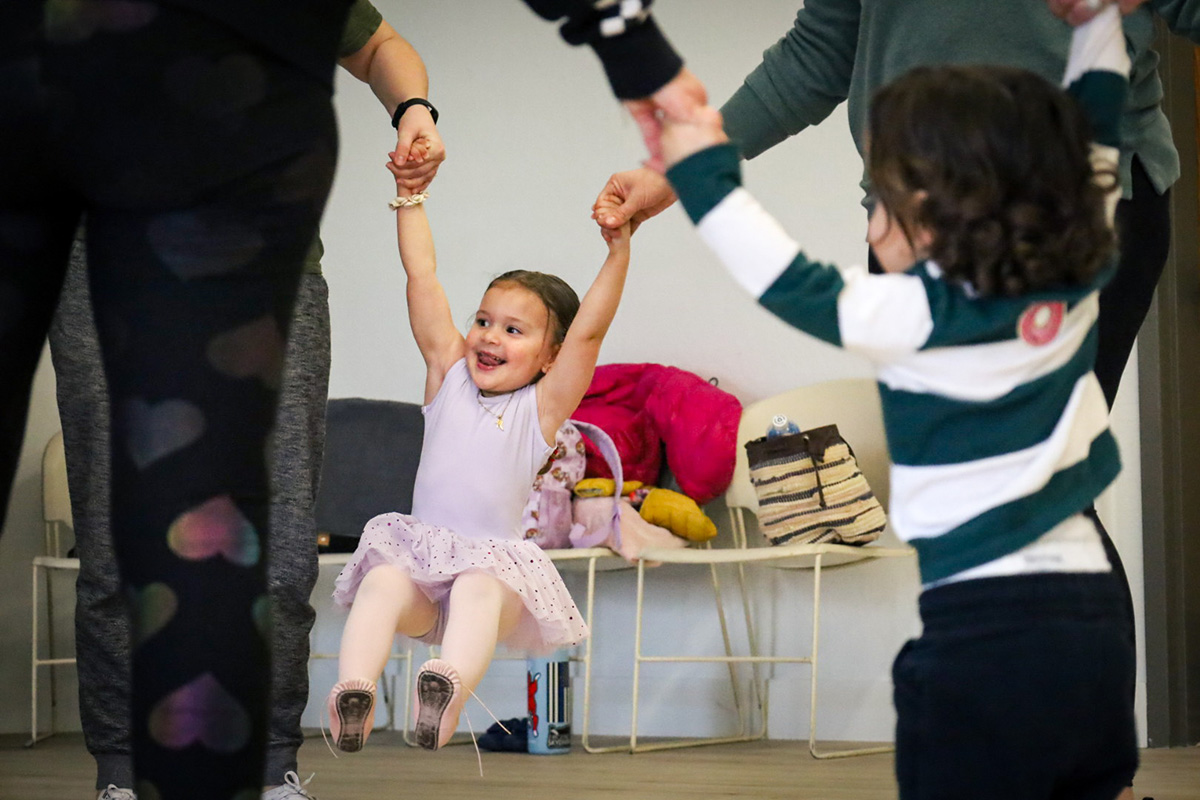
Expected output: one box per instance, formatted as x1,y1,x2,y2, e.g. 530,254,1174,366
708,557,768,742
629,559,647,752
400,648,413,741
581,556,628,753
377,644,410,733
580,558,596,750
379,665,394,731
402,645,425,748
808,554,892,759
733,560,768,739
27,563,40,747
27,562,59,747
725,508,768,739
46,573,58,733
624,557,770,754
707,560,746,732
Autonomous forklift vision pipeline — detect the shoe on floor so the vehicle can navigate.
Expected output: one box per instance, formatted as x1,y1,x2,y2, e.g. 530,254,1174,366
326,678,376,752
98,786,136,800
414,658,463,751
477,716,528,752
262,771,317,800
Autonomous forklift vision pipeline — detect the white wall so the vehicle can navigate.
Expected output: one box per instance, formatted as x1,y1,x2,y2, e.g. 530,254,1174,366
0,0,1147,748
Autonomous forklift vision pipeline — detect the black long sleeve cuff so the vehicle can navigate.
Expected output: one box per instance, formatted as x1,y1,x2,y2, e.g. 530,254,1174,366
590,16,683,99
521,0,683,99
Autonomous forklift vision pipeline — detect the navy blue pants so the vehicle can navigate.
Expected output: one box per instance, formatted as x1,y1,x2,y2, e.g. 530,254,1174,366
894,573,1138,800
0,4,339,798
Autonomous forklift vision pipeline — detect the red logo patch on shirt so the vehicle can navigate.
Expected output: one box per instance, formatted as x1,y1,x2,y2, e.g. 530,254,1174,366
1017,301,1065,346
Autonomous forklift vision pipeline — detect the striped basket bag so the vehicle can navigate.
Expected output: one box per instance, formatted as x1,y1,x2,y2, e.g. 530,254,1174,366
744,424,887,546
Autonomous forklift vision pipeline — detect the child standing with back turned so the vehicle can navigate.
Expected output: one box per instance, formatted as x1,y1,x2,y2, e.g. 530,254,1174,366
327,146,630,753
653,8,1136,799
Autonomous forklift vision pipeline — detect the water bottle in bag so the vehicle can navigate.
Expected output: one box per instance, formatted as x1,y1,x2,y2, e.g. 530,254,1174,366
766,414,801,438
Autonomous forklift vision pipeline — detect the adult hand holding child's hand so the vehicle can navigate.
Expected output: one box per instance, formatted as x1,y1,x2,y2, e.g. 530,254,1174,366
390,110,445,193
591,168,676,240
387,142,431,192
596,214,633,248
661,106,728,170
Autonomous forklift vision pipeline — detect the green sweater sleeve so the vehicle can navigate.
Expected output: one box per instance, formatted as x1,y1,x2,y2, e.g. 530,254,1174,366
339,0,384,58
1149,0,1200,41
720,0,860,160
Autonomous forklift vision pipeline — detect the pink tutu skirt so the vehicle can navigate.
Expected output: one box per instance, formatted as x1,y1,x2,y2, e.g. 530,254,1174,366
332,513,589,653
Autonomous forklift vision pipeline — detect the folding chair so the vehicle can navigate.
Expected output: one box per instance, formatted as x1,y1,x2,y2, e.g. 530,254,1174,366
29,430,80,746
621,379,915,757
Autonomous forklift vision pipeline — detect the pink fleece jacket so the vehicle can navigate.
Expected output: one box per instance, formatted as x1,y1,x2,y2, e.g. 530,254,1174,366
571,363,742,505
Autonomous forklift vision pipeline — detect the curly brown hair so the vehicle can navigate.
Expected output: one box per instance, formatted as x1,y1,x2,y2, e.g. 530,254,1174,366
867,64,1116,297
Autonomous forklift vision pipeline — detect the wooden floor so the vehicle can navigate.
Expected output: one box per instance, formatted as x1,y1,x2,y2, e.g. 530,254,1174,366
2,732,1198,799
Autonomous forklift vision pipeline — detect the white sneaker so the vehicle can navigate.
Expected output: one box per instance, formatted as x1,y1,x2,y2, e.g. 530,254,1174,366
262,772,317,800
97,786,136,800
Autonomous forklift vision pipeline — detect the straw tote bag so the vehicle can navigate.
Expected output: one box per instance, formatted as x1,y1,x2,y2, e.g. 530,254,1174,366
745,424,887,546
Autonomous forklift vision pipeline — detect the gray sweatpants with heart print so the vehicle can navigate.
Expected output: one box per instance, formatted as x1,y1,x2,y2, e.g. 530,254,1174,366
48,234,331,791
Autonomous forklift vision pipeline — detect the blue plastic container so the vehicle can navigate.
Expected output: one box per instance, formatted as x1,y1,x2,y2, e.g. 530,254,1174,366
526,649,571,754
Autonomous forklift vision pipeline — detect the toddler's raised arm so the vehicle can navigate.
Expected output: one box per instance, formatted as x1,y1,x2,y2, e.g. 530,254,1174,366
1062,5,1130,231
535,224,631,443
387,157,465,403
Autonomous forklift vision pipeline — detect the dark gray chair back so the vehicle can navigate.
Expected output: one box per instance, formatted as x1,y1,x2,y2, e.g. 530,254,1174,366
314,398,424,546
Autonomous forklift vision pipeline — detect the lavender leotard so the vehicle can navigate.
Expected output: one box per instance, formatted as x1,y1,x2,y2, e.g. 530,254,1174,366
332,358,589,651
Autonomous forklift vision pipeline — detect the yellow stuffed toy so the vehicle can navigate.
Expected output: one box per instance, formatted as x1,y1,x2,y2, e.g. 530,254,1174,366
639,488,717,542
573,478,642,498
572,479,717,543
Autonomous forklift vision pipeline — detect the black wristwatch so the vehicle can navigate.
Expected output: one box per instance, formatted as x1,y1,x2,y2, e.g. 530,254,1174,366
392,98,438,128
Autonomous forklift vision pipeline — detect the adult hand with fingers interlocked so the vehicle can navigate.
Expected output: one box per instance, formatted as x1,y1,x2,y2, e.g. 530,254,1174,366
591,167,676,241
391,102,445,194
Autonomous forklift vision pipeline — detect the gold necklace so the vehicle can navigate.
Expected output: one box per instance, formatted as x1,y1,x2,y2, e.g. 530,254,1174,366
477,391,515,430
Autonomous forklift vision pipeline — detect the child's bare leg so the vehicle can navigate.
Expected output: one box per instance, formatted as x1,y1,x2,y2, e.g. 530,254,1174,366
329,565,438,750
1115,787,1133,800
338,564,439,682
